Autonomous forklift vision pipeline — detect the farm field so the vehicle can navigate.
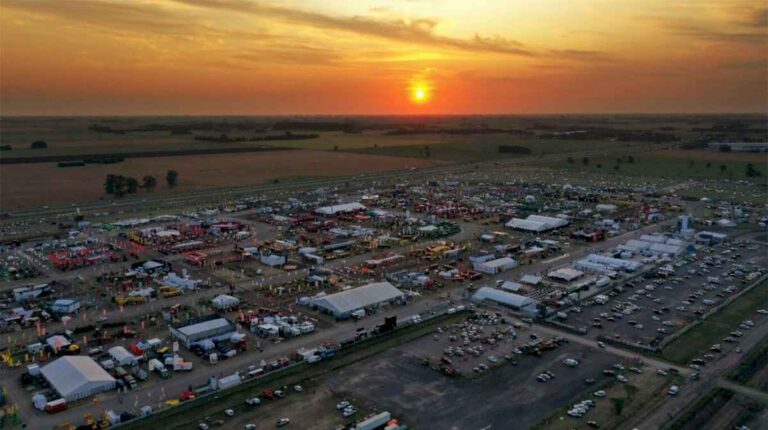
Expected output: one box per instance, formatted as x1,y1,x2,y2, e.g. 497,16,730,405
0,150,437,209
549,149,766,182
348,137,649,162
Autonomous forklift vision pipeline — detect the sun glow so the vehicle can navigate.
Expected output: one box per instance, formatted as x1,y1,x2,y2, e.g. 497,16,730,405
410,83,431,105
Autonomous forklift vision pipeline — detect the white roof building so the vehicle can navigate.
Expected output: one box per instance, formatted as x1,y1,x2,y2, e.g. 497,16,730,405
474,257,518,274
311,281,404,318
506,215,569,232
315,202,366,215
548,268,585,282
212,294,240,310
40,356,116,402
170,317,236,347
520,275,542,286
498,281,523,292
471,287,539,316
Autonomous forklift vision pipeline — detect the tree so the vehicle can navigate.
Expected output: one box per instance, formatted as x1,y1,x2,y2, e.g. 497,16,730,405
166,170,179,187
113,175,128,197
720,164,727,173
142,175,157,192
105,174,117,195
126,177,139,194
567,157,575,164
424,145,431,158
627,155,635,163
582,157,589,166
596,163,603,168
613,165,620,170
30,140,48,149
688,160,695,168
746,163,761,177
333,145,339,151
705,162,711,168
611,398,625,416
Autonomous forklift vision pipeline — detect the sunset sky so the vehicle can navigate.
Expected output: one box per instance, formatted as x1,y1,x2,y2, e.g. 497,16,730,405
1,0,766,115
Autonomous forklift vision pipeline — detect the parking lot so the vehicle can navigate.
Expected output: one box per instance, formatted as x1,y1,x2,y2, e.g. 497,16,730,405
326,313,677,430
561,237,767,348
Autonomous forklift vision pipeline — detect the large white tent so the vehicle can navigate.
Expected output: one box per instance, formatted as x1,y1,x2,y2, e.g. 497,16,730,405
315,202,366,215
40,356,116,402
506,215,569,232
311,282,404,318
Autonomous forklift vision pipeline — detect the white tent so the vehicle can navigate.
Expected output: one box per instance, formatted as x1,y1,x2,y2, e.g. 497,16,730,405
212,294,240,310
40,356,116,402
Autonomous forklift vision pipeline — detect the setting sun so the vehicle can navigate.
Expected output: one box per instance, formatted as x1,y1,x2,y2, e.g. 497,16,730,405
410,85,431,105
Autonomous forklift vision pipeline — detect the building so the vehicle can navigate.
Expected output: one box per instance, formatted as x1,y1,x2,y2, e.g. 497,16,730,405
471,287,539,317
310,281,405,319
574,254,642,273
51,299,80,314
506,215,569,232
108,346,140,366
474,257,518,275
519,274,542,286
695,231,728,245
40,356,116,402
548,268,585,282
315,202,366,215
170,316,237,348
211,294,240,310
618,234,684,256
498,281,523,292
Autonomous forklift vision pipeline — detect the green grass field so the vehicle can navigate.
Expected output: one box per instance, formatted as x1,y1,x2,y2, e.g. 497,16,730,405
662,281,768,365
549,152,766,182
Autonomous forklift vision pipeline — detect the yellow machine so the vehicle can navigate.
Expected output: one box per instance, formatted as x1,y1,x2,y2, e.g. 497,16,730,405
159,286,182,298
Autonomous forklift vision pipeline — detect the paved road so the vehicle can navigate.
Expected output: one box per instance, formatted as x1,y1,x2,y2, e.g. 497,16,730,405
716,378,768,404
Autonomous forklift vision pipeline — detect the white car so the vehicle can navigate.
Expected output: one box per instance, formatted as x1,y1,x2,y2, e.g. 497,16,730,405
336,401,350,410
224,409,235,417
617,375,628,383
342,407,357,417
199,424,209,430
563,358,580,367
593,390,607,398
294,385,303,392
245,425,257,430
668,385,679,396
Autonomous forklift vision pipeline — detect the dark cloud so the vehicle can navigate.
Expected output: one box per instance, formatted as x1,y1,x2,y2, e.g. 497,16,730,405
644,16,767,44
172,0,535,56
549,49,616,62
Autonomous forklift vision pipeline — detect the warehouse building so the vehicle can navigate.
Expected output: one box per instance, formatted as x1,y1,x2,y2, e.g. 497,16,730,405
473,257,518,275
618,234,684,256
506,215,569,232
548,268,585,282
310,281,405,319
170,316,237,348
471,287,539,317
574,254,642,273
40,356,116,402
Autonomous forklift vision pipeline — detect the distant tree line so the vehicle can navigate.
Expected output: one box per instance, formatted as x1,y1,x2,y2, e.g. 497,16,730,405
104,170,178,197
498,145,532,154
194,131,319,143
